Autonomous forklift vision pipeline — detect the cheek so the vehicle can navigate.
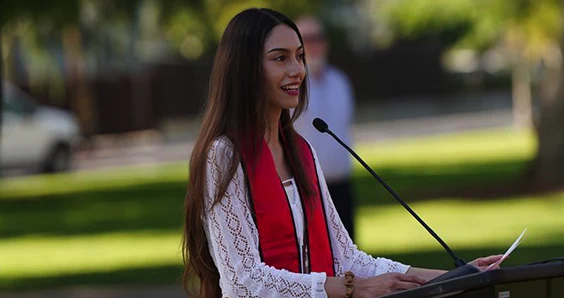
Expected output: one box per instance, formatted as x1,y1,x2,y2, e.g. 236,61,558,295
264,64,281,84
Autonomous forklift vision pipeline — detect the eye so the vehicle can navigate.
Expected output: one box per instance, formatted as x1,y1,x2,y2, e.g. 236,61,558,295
298,53,305,61
274,55,286,61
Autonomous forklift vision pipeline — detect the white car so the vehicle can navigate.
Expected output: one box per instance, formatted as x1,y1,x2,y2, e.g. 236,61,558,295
1,81,80,174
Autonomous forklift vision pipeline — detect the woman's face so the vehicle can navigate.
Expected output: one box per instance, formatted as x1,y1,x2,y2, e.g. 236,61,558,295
262,24,306,112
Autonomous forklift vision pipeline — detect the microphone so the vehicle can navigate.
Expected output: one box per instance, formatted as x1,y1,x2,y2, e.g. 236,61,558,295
313,118,480,283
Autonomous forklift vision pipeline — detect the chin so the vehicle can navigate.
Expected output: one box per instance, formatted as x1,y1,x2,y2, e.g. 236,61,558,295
271,91,300,110
285,99,300,109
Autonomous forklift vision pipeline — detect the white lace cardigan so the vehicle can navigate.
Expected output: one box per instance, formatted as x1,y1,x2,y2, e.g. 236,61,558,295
203,138,409,298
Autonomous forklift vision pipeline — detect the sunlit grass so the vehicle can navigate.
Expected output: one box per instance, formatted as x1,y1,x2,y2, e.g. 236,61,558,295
356,127,536,168
1,194,562,286
0,231,183,280
0,162,189,199
1,127,558,291
357,193,564,255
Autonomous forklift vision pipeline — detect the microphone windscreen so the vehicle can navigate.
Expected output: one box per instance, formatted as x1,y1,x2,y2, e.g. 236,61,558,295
313,118,328,133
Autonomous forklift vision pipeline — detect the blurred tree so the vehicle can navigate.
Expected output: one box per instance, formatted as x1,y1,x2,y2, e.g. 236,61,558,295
369,0,564,187
62,24,97,138
161,0,323,59
1,1,79,91
1,0,94,135
376,0,560,129
533,0,564,187
0,1,80,27
2,0,153,137
1,30,3,176
1,0,326,138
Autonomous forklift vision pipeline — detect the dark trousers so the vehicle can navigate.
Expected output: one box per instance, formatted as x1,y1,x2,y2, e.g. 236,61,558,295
327,178,355,242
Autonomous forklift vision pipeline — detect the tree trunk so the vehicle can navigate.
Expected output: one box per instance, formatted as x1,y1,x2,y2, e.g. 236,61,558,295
62,27,97,138
511,58,533,129
0,30,3,177
533,8,564,188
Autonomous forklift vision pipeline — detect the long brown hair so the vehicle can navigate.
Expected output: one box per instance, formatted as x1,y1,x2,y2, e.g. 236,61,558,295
183,8,314,297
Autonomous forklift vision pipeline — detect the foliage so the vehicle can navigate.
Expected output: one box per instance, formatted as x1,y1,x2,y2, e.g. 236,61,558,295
379,0,561,58
0,0,79,27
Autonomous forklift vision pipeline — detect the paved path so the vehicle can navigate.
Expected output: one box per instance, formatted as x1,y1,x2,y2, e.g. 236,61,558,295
72,108,513,172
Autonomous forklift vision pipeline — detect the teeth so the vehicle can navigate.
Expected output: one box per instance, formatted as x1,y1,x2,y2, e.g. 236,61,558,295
282,84,299,90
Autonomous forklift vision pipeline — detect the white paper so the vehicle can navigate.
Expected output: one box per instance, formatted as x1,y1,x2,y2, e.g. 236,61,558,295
486,228,527,270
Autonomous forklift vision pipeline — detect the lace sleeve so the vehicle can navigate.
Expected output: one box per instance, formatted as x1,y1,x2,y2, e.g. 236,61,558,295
203,139,328,298
309,143,410,278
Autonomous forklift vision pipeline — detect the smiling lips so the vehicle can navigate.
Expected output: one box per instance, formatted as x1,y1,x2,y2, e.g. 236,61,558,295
281,83,300,96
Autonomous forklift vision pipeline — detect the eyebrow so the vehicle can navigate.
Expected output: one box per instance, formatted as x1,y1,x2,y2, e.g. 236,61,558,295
266,45,304,53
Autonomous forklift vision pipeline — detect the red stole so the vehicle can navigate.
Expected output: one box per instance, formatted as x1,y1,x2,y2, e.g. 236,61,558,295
240,133,335,276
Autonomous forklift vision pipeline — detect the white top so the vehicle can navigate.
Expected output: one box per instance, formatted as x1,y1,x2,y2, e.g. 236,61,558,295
203,137,409,298
283,177,306,272
294,66,355,182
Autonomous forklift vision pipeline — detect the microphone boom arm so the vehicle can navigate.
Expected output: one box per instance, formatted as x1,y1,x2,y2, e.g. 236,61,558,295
325,129,467,267
313,117,482,283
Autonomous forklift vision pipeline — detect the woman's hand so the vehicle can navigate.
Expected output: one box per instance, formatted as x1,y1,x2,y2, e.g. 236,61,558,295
470,254,505,271
353,273,427,298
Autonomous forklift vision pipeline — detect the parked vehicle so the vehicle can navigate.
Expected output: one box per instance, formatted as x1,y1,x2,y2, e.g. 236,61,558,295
1,81,80,174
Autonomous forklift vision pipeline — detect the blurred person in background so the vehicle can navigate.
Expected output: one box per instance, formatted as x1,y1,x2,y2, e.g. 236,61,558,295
294,16,357,241
183,7,502,298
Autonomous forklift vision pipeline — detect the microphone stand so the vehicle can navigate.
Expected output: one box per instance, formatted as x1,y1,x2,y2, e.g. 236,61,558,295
313,118,480,284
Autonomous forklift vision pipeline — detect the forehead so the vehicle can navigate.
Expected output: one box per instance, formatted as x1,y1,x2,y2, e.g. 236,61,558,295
264,24,302,51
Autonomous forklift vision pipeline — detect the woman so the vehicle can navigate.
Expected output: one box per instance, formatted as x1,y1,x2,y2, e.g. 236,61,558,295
183,8,501,298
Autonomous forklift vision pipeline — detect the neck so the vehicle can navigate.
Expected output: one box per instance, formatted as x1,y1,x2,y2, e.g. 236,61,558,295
265,108,282,147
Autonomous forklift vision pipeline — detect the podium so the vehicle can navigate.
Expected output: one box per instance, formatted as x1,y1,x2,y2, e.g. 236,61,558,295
382,262,564,298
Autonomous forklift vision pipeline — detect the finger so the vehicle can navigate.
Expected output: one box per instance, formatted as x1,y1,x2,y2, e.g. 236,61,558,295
397,274,427,285
483,254,504,263
476,254,504,266
393,281,422,291
482,260,503,270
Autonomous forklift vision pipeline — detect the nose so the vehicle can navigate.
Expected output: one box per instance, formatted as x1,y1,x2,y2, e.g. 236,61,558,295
287,57,306,79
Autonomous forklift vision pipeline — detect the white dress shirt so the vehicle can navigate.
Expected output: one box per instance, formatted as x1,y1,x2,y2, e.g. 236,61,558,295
294,66,354,183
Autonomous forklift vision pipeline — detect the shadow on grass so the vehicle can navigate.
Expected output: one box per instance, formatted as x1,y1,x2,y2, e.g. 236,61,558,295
0,157,538,239
354,158,531,206
0,264,184,292
0,181,187,239
2,244,562,292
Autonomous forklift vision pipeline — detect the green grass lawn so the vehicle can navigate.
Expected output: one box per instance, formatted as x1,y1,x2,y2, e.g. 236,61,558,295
1,127,563,291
